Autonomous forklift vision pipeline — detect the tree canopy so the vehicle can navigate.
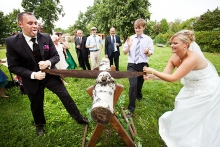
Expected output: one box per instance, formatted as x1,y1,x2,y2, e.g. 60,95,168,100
21,0,65,34
193,7,220,31
73,0,151,40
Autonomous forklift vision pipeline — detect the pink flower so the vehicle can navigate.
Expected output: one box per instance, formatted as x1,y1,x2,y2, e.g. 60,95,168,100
43,45,49,51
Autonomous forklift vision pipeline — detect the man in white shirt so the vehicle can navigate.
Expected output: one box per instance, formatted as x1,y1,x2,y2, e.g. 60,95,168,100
86,27,103,70
123,18,154,117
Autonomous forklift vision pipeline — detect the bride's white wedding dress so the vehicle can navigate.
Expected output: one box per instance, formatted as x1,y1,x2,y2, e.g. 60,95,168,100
159,43,220,147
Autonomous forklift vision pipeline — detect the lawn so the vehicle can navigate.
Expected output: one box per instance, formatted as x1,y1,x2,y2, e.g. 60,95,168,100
0,43,219,147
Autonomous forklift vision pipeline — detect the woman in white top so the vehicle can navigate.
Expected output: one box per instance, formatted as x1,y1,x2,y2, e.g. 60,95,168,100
51,35,68,70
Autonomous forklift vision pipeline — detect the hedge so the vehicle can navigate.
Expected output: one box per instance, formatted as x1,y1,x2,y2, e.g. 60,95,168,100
154,31,220,53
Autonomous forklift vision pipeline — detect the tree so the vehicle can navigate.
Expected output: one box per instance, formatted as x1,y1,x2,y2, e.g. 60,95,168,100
0,9,21,45
0,11,8,45
169,19,182,33
73,9,94,36
145,20,157,39
159,18,169,34
180,17,198,30
193,7,220,31
54,27,63,33
5,9,21,34
74,0,151,41
21,0,65,34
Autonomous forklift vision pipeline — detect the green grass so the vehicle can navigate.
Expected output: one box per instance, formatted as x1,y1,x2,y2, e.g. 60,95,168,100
0,44,219,147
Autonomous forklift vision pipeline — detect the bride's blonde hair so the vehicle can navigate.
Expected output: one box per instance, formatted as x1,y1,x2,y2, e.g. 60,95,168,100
170,30,195,47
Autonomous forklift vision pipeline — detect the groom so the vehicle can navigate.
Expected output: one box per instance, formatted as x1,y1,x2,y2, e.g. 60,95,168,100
5,12,88,135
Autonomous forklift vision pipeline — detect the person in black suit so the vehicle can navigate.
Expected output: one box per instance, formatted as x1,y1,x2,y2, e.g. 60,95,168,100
75,30,91,70
105,27,122,71
5,12,88,135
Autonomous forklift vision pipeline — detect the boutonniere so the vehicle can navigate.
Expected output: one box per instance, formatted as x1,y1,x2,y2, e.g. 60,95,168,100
43,45,49,51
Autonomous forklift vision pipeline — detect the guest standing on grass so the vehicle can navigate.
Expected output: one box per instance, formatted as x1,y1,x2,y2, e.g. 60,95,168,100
105,27,122,71
75,30,91,70
51,35,68,70
5,12,88,136
86,27,103,70
143,30,220,147
123,18,154,117
61,35,77,69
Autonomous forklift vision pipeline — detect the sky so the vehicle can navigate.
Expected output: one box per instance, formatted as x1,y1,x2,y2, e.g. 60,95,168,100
0,0,219,29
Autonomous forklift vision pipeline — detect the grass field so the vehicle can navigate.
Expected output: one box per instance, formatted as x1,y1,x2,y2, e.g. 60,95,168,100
0,43,219,147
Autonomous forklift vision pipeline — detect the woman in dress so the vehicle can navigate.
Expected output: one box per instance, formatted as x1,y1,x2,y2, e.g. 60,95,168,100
51,35,68,70
51,35,68,84
61,36,77,69
0,60,8,98
143,30,220,147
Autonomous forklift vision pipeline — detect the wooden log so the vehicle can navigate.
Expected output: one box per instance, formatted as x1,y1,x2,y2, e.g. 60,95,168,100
91,71,116,124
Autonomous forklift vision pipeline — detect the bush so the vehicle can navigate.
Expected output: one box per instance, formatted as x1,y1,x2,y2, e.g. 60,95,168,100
154,31,220,53
195,31,220,53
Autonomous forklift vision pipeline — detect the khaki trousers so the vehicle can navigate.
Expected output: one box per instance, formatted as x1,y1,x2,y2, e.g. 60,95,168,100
90,50,101,70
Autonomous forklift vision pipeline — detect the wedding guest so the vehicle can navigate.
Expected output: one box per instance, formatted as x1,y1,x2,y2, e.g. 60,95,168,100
61,36,77,69
105,27,122,71
86,27,103,70
123,18,154,117
51,35,68,70
6,12,88,136
55,32,67,58
75,30,91,70
0,60,8,98
143,30,220,147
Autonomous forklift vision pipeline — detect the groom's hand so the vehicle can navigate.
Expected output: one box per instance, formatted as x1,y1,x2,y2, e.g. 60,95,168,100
34,71,46,80
38,60,51,70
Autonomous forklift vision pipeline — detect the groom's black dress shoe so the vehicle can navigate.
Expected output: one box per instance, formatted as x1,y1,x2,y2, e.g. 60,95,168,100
36,126,45,135
77,117,89,124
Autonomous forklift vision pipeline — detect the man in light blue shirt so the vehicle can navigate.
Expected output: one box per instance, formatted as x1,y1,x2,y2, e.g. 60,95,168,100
86,27,103,70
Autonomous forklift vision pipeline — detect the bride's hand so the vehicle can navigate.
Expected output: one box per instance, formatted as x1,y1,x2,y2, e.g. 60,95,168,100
143,66,154,74
143,75,151,80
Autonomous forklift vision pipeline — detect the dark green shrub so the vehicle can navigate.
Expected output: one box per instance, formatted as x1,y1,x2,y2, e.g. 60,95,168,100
154,31,220,53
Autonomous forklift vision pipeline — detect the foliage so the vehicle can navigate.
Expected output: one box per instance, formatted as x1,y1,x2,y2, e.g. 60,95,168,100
168,19,182,33
21,0,65,34
159,19,169,34
0,9,21,45
195,31,220,53
145,20,157,39
73,10,93,37
73,0,151,41
193,7,220,31
54,27,63,34
0,44,220,146
0,11,8,45
4,9,21,34
153,33,174,45
180,17,198,30
154,31,220,53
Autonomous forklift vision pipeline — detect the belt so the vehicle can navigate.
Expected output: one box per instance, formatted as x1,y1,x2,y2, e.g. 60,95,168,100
90,50,99,52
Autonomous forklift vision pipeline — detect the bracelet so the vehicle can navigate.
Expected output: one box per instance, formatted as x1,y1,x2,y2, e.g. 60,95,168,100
151,69,155,75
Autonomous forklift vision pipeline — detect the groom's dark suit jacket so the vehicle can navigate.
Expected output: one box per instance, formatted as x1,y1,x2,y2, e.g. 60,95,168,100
6,32,60,94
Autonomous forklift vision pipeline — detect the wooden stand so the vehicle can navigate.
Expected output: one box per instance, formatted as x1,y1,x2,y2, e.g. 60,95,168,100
86,84,135,147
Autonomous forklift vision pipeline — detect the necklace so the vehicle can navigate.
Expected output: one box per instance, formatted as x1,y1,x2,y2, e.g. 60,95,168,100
178,52,187,63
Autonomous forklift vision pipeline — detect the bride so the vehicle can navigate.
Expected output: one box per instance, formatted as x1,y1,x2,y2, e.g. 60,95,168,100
143,30,220,147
